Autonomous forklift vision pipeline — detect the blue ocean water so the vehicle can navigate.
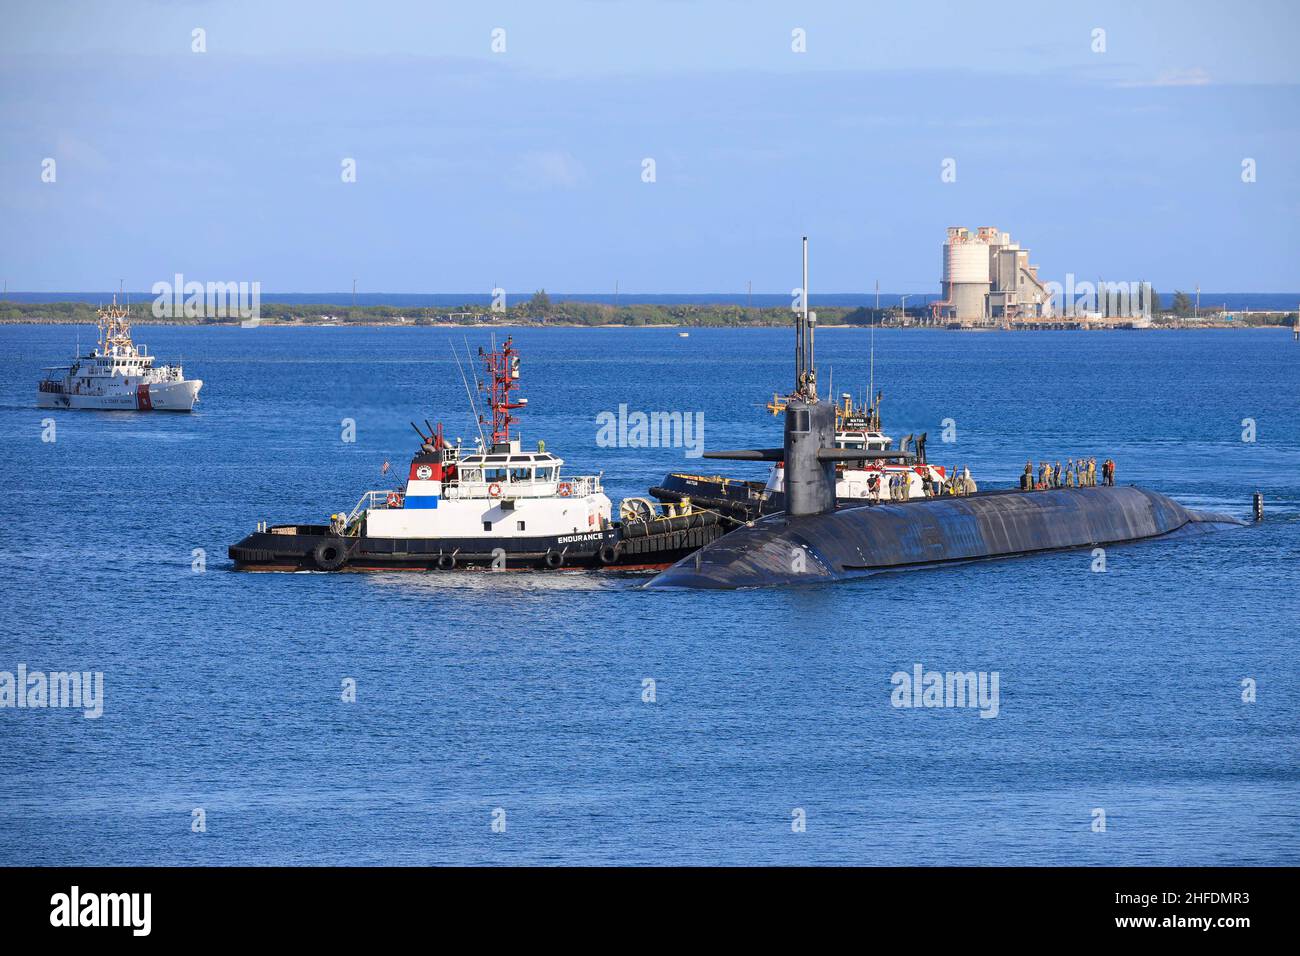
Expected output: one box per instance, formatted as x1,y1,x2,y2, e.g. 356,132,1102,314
1,324,1296,866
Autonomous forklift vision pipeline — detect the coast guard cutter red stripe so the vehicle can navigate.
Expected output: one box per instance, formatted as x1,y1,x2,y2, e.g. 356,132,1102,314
136,384,153,410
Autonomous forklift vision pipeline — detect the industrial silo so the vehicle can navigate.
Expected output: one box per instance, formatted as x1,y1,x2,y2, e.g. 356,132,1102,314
941,227,991,322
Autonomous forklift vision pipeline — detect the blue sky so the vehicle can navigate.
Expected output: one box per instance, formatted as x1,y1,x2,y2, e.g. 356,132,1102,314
1,0,1298,293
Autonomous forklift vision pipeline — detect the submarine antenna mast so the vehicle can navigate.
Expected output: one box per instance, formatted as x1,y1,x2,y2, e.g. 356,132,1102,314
805,236,813,398
869,282,876,410
794,240,804,393
802,236,808,395
796,236,817,400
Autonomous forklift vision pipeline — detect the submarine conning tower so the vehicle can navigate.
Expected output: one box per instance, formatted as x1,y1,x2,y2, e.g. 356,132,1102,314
782,235,836,517
782,398,837,516
704,236,913,517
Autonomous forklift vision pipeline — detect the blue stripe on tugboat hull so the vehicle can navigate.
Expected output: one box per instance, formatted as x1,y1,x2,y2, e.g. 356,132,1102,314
645,486,1244,590
402,497,440,509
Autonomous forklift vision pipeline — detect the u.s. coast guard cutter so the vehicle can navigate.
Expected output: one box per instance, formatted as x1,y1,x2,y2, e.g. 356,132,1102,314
37,297,202,412
229,337,724,572
647,238,1243,589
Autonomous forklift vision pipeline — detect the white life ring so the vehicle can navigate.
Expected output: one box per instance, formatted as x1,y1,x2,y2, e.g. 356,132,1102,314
488,482,502,498
558,482,573,497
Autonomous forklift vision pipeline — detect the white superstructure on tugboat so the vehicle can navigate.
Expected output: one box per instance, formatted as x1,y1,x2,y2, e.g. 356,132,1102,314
37,297,202,412
229,337,726,572
356,338,613,551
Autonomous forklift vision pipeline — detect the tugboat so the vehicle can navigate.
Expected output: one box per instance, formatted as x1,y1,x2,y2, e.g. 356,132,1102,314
37,297,202,411
228,337,727,572
651,390,952,521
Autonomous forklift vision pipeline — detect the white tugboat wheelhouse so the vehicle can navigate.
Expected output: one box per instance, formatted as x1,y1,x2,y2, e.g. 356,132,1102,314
348,336,613,543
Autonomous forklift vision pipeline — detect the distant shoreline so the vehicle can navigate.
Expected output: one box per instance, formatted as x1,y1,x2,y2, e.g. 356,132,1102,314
1,317,1292,331
2,297,1295,331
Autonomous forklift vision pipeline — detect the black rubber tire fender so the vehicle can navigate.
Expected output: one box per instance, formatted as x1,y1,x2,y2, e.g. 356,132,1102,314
436,553,456,571
543,550,564,570
313,540,348,572
597,543,620,566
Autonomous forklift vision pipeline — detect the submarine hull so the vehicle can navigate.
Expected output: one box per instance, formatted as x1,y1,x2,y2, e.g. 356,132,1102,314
646,486,1243,589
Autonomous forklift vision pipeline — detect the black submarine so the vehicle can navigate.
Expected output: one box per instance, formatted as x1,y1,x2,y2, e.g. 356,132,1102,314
646,238,1244,589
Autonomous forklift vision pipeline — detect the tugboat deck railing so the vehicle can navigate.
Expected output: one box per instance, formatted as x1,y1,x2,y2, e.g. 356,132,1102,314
444,474,602,500
347,491,394,526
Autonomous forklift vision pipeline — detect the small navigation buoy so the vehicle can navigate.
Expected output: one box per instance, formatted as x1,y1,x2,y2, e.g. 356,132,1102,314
1253,492,1264,522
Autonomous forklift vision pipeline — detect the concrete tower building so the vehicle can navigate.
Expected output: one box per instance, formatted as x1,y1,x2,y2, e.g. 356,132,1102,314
936,227,1051,325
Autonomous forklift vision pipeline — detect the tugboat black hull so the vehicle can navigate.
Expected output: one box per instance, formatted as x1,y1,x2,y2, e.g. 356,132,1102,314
647,486,1244,589
229,518,725,573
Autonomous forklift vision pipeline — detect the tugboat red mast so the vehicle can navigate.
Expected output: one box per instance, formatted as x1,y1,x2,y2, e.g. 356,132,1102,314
479,337,527,447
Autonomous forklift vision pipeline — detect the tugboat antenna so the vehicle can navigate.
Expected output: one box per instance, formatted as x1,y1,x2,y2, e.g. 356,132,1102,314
463,338,489,444
463,338,482,392
451,342,487,449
